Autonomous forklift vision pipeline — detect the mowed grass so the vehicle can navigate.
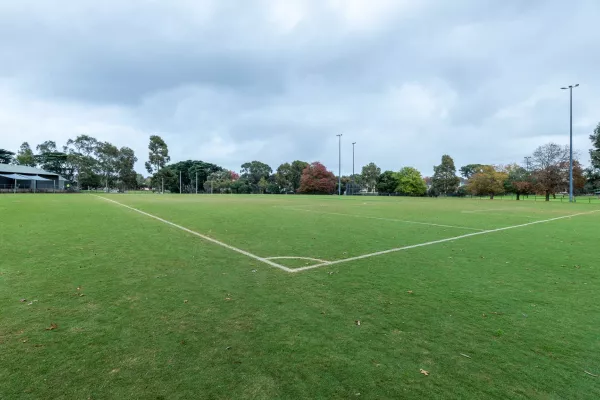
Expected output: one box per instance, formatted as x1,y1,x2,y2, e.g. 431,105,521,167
1,194,599,399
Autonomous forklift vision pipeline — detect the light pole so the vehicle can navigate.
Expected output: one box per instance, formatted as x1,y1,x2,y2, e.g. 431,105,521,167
524,156,532,172
561,84,579,203
336,134,342,195
352,142,356,195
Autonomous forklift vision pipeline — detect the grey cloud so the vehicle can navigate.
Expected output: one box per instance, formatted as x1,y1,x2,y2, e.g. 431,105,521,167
0,0,599,176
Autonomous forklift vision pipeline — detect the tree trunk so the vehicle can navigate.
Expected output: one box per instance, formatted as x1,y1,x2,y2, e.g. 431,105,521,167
516,193,521,200
489,194,494,200
545,191,550,201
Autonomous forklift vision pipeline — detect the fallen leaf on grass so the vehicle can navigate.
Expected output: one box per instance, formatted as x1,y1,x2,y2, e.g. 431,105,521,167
482,313,487,318
407,290,413,294
183,300,188,303
355,320,361,326
45,323,58,331
109,368,120,374
420,369,429,376
21,338,28,343
19,299,27,303
225,297,232,301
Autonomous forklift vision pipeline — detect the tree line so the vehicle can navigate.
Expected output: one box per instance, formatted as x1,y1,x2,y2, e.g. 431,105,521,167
1,121,599,199
0,136,140,189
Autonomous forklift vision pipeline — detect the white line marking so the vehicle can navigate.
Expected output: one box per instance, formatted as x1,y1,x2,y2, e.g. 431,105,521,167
265,256,328,263
278,207,485,231
94,195,293,273
290,210,600,273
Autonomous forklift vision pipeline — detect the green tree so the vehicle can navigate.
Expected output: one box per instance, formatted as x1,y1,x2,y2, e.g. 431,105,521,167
94,142,120,189
468,165,508,199
432,155,460,195
376,171,399,194
116,147,138,189
396,167,427,196
151,168,178,193
290,161,309,193
459,164,484,179
16,142,36,166
275,162,293,192
361,162,381,193
35,141,68,176
0,149,15,164
67,135,98,157
188,161,222,192
204,170,237,193
504,163,532,200
590,122,600,169
258,177,268,194
587,122,600,191
145,135,170,175
64,135,101,188
240,161,272,193
136,174,146,188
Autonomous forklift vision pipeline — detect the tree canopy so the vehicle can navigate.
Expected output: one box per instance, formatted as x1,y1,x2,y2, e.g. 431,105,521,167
376,171,399,194
396,167,427,196
0,149,15,164
361,162,381,193
432,155,460,195
459,164,484,179
468,165,508,199
530,143,570,201
145,135,170,175
297,162,336,194
16,142,36,166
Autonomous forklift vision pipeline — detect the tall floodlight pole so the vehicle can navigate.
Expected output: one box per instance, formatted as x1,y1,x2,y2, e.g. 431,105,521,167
195,171,198,194
352,142,356,195
524,156,532,172
179,171,182,194
336,134,343,195
561,84,579,203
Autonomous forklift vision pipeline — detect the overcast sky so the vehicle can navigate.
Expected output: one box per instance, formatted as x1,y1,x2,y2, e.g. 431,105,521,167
1,0,599,176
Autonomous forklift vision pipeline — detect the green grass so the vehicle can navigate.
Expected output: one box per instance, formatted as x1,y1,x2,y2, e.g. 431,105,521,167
1,194,599,399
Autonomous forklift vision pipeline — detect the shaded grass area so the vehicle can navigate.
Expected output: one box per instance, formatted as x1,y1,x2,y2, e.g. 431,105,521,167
1,194,599,399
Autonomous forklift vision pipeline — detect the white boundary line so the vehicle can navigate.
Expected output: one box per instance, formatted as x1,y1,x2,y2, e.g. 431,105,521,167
94,195,293,273
277,207,485,231
265,256,328,263
290,210,600,273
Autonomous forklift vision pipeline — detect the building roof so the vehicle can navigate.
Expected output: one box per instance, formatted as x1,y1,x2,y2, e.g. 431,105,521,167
0,164,61,177
0,173,52,181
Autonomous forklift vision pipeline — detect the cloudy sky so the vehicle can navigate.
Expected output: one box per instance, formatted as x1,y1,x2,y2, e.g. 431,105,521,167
1,0,598,176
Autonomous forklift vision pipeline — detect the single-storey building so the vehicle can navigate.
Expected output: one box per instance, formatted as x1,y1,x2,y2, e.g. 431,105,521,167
0,165,67,192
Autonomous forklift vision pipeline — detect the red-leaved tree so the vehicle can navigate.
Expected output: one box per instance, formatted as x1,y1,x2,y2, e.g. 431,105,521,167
297,162,336,194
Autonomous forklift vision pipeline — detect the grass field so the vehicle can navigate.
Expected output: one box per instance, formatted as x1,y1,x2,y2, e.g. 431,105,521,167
1,194,600,399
